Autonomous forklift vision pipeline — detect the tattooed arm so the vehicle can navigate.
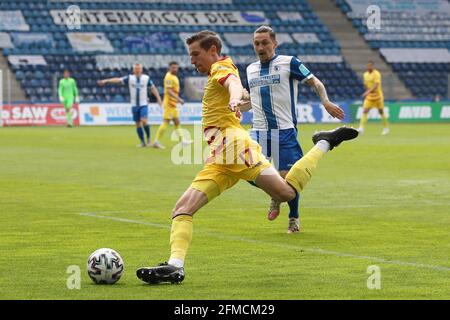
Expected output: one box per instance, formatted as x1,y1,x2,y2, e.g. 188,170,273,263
306,76,345,120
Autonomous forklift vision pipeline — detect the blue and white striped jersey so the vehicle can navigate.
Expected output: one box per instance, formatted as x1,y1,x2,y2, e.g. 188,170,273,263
247,55,313,130
121,74,154,107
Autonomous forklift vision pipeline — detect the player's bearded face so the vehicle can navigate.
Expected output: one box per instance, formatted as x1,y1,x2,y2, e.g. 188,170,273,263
170,65,179,74
253,33,277,63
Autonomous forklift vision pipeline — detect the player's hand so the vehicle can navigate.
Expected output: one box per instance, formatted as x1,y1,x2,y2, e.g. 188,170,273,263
323,101,345,120
179,98,185,105
242,88,250,101
59,96,64,102
229,99,242,119
75,96,80,103
97,80,106,86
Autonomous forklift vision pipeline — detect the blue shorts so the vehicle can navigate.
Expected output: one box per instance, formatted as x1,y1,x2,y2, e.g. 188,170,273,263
250,128,303,171
131,105,148,122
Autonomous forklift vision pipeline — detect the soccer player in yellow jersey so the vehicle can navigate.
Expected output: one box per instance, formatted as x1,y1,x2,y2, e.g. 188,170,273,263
152,61,191,149
358,60,389,135
136,31,358,284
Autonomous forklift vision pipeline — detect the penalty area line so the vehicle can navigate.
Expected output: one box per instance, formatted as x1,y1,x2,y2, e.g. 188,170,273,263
78,212,450,273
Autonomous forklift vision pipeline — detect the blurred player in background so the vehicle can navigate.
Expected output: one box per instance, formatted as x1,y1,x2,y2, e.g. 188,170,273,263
58,69,79,128
358,60,389,135
247,26,345,233
136,30,358,285
97,63,162,147
152,61,192,149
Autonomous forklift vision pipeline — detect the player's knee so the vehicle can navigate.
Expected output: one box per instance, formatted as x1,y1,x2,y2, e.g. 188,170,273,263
282,188,296,202
273,185,296,202
172,203,195,218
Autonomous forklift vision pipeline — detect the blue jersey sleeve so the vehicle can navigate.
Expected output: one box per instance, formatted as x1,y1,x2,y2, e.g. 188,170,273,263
243,78,250,92
148,79,154,87
290,57,313,83
121,75,129,85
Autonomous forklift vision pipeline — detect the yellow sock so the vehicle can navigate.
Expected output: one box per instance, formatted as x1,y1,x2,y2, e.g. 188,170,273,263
174,124,183,141
155,122,168,142
381,113,388,128
169,215,193,263
285,145,325,193
360,112,368,129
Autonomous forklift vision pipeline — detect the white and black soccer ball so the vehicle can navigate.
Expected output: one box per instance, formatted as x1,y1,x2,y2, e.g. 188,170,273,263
87,248,124,284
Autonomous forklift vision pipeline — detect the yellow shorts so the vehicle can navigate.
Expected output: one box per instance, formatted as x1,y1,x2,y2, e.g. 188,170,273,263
363,98,384,109
163,106,179,120
190,127,272,201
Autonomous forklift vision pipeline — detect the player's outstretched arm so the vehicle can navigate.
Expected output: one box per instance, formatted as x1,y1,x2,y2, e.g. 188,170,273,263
150,84,163,107
224,75,250,116
97,78,124,86
306,76,344,120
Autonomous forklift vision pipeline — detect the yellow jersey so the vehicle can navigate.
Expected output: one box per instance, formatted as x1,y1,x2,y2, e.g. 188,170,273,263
202,56,241,130
363,69,383,101
163,72,180,108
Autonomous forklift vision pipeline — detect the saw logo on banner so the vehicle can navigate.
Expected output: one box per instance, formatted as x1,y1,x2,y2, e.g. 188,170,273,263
50,10,267,26
2,104,79,126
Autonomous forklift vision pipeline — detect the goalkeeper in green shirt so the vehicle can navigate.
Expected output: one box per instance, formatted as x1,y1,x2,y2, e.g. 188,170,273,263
58,70,79,127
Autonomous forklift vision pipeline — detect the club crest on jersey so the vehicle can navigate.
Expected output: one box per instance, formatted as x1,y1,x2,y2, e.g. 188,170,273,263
274,65,281,72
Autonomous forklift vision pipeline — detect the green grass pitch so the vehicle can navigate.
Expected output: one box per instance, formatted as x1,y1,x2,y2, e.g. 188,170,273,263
0,123,449,299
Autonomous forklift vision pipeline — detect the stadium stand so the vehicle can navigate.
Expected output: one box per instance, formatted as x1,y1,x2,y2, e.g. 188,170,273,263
336,0,450,100
1,0,364,103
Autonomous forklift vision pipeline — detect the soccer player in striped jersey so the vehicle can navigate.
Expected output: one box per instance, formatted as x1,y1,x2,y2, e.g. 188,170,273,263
98,63,162,147
136,30,357,284
247,26,345,233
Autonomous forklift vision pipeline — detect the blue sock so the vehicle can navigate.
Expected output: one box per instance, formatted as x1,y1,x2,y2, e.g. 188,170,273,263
136,127,145,144
143,124,150,142
288,192,300,219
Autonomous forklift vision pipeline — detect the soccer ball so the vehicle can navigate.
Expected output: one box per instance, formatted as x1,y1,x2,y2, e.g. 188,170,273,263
87,248,124,284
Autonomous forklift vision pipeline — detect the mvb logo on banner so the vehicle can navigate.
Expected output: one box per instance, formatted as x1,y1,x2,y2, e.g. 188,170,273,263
351,102,450,123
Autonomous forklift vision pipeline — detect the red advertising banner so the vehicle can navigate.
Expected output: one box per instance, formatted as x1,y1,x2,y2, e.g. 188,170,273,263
1,103,79,126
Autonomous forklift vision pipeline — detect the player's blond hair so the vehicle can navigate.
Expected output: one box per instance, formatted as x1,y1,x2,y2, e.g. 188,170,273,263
254,25,276,41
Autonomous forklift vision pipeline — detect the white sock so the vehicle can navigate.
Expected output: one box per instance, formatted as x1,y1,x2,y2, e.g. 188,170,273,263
316,140,330,153
168,258,184,268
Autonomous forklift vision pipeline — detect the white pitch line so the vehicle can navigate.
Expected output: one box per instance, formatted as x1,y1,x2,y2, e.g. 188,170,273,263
78,212,450,273
79,212,170,229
